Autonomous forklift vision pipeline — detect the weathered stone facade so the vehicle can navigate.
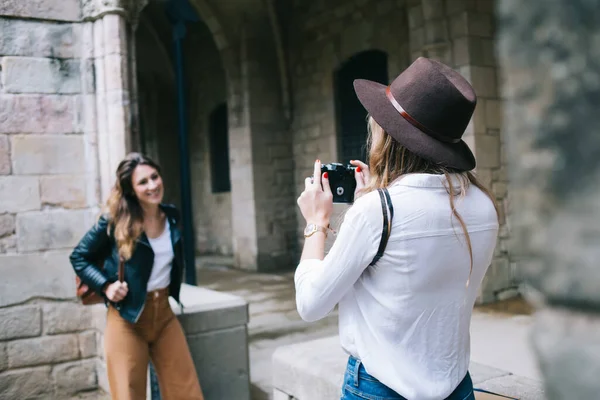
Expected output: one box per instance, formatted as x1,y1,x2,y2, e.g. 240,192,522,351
0,0,513,397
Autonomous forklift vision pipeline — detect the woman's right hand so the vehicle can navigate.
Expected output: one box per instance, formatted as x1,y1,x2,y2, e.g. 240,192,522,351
350,160,370,199
104,281,128,302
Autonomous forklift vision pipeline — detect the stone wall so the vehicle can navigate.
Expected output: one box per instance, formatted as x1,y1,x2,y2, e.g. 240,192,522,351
0,4,106,397
185,21,233,256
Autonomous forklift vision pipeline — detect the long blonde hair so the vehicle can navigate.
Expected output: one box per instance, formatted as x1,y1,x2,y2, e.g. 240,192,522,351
363,117,499,284
104,153,162,260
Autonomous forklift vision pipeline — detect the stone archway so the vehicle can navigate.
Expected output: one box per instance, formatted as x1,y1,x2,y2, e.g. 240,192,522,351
133,1,235,265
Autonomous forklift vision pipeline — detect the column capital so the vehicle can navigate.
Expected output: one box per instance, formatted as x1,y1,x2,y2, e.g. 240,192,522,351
81,0,148,22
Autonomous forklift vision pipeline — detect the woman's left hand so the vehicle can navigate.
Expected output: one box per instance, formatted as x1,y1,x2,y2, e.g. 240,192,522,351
297,160,333,227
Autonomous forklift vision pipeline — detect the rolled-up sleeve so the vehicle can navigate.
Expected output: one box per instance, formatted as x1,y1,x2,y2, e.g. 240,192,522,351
294,202,381,322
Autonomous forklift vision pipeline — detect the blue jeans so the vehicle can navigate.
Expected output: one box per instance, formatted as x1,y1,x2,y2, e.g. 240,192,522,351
341,356,475,400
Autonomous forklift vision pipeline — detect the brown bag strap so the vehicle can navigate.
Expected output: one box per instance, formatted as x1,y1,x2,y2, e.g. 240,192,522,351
118,257,125,282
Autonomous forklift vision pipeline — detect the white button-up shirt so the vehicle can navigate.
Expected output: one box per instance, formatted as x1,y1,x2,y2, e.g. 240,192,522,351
295,173,499,400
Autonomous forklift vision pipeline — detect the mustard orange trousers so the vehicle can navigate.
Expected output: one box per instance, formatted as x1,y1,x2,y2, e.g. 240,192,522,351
104,288,204,400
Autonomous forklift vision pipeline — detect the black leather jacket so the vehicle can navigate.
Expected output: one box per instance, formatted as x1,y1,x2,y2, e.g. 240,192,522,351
70,204,185,323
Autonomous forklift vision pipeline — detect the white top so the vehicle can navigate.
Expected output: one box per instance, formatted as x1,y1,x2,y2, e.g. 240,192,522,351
147,219,173,292
295,173,499,400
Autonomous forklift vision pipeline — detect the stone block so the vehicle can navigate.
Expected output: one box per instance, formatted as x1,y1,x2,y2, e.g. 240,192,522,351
445,0,477,15
0,251,75,307
0,366,52,399
40,175,87,209
0,176,41,213
171,285,248,333
187,327,250,400
477,375,546,400
485,99,502,129
78,331,98,358
104,53,128,92
43,302,94,335
12,135,85,174
422,0,444,20
0,214,15,238
102,14,128,56
450,12,469,38
0,235,16,253
474,134,500,168
0,19,78,58
8,334,79,368
170,284,250,400
1,57,81,94
424,20,448,44
273,336,346,400
468,66,497,97
453,37,470,66
0,343,6,372
16,209,92,252
0,95,78,134
493,182,508,199
0,0,80,21
96,358,109,393
408,5,424,29
409,27,425,52
0,306,42,340
0,135,9,174
468,12,494,38
53,359,97,397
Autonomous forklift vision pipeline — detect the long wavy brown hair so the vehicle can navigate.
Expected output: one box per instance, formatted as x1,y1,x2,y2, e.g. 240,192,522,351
104,153,162,260
362,117,499,286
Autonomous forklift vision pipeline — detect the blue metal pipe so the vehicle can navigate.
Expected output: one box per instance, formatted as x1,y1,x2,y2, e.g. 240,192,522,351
173,20,197,287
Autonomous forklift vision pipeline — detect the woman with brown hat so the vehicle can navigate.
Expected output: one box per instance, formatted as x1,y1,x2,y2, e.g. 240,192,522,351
295,57,499,400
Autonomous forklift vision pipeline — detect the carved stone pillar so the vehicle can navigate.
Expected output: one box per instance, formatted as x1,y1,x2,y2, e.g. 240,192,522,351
81,0,146,201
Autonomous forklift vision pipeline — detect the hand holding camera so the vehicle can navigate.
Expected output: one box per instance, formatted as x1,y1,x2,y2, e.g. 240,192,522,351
320,160,370,203
297,160,334,228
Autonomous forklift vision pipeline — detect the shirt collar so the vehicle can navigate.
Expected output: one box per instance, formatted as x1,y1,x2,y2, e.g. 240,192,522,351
392,173,462,188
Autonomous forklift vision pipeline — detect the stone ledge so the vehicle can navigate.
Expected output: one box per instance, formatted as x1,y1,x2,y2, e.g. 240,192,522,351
94,284,250,400
272,335,545,400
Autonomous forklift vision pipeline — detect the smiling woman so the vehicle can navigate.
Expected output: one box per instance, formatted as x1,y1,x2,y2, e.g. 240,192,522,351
69,152,204,400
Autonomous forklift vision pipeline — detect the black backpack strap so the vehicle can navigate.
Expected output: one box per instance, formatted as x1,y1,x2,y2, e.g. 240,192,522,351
370,188,393,266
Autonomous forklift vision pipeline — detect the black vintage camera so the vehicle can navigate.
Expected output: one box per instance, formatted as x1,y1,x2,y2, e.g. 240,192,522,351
321,163,357,203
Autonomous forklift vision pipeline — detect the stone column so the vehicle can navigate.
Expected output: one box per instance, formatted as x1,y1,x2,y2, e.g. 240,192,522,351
498,0,600,398
408,0,513,303
228,15,296,271
82,0,143,201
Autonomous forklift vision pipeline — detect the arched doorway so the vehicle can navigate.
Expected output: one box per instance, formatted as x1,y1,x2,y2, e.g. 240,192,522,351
135,0,232,278
334,50,388,164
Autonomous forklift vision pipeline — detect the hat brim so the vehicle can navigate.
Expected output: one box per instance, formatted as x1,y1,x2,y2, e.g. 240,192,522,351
353,79,476,171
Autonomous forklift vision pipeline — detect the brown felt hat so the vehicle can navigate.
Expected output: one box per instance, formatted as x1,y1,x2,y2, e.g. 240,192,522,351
353,57,477,171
